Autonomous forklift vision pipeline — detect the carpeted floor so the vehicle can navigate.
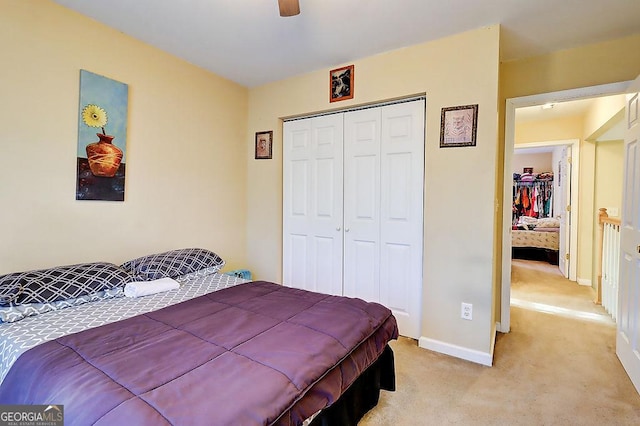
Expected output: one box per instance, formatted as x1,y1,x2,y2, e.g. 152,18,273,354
360,259,640,425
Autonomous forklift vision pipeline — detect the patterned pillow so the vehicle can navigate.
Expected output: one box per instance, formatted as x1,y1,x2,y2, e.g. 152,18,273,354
2,262,131,305
121,248,225,281
0,272,23,306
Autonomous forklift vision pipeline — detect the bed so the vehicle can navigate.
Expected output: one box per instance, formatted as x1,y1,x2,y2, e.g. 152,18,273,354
0,248,398,425
511,217,560,263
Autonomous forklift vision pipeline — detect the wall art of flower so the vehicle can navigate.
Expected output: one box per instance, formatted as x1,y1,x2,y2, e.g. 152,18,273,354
75,70,129,201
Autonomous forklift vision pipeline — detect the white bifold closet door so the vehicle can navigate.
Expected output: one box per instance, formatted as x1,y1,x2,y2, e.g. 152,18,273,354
282,113,344,297
283,99,424,338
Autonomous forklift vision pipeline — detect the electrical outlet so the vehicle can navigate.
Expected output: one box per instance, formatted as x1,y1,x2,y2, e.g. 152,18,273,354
461,303,473,320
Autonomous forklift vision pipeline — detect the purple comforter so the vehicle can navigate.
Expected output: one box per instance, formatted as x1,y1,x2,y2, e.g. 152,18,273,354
0,281,398,425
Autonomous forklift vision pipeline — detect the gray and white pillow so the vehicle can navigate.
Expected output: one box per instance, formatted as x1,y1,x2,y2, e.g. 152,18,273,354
0,262,131,306
121,248,225,281
0,272,23,307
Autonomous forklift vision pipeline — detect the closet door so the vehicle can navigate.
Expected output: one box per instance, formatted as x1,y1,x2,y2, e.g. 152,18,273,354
343,108,382,302
379,100,425,339
282,115,344,296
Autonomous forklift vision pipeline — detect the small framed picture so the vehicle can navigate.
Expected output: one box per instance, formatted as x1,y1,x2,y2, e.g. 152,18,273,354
523,167,533,174
255,130,273,160
329,65,354,103
440,104,478,148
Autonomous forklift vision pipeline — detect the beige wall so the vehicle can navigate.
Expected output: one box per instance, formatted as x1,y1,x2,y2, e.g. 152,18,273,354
512,152,552,175
247,26,501,357
594,142,623,216
592,140,624,282
0,1,249,273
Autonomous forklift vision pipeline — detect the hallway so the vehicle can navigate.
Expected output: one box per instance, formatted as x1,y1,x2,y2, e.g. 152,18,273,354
510,258,614,324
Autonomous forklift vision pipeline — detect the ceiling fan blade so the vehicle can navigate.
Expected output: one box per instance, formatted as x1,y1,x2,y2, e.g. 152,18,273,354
278,0,300,17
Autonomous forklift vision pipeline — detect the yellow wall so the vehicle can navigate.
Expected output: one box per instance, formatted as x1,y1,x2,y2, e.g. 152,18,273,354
593,140,624,282
247,26,501,357
0,1,249,273
594,142,623,216
515,116,584,144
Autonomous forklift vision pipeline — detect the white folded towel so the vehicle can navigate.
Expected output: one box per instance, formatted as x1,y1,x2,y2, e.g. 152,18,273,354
124,277,180,298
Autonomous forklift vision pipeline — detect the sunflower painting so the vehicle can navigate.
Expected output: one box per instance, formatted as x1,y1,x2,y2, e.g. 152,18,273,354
76,70,129,201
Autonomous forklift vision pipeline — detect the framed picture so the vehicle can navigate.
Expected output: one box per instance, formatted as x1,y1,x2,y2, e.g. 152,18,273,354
523,167,534,174
440,104,478,148
329,65,354,103
255,130,273,159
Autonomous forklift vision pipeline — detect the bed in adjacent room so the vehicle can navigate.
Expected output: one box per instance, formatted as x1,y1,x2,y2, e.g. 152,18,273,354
511,217,560,264
0,248,398,425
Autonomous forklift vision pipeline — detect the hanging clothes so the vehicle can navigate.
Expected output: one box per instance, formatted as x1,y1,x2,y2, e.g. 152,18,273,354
512,175,554,223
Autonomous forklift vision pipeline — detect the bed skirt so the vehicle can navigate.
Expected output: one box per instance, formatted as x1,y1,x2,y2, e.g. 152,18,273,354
311,345,395,426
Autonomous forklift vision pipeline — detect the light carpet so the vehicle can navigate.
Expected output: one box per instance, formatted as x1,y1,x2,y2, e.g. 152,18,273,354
360,259,640,425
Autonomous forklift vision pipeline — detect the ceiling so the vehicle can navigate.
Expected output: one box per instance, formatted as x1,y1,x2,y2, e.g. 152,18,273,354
53,0,640,88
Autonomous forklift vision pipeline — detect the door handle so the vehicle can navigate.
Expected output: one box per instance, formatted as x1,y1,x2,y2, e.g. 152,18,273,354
345,228,350,232
336,227,341,231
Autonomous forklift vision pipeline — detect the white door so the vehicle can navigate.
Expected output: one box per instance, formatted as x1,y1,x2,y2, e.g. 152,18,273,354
282,115,344,296
343,108,381,302
343,100,425,338
379,101,425,339
558,146,571,278
617,78,640,394
283,99,425,339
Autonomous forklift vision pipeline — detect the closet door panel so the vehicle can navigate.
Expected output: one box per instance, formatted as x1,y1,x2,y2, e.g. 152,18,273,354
312,116,344,297
379,100,425,339
343,109,381,302
354,156,377,219
383,242,411,311
350,240,378,301
283,115,344,296
287,234,308,288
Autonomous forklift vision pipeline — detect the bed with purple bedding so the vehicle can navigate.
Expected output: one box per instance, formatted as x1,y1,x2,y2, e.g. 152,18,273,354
0,275,398,425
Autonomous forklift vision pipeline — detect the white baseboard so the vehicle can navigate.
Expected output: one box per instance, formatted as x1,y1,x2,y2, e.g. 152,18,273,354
418,336,493,367
577,278,592,286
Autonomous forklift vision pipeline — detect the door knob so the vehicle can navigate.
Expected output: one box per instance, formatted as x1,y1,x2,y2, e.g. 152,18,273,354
336,227,341,231
345,228,350,232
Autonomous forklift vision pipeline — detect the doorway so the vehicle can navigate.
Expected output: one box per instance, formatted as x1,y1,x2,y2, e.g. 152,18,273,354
500,81,629,333
511,140,578,280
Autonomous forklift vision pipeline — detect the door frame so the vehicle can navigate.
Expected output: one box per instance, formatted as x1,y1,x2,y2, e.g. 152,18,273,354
512,139,579,281
500,81,630,333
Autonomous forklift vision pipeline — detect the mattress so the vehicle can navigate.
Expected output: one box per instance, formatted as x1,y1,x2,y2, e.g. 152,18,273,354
511,229,559,251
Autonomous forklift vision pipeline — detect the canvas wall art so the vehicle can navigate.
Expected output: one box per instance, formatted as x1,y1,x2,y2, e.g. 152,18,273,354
75,70,129,201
